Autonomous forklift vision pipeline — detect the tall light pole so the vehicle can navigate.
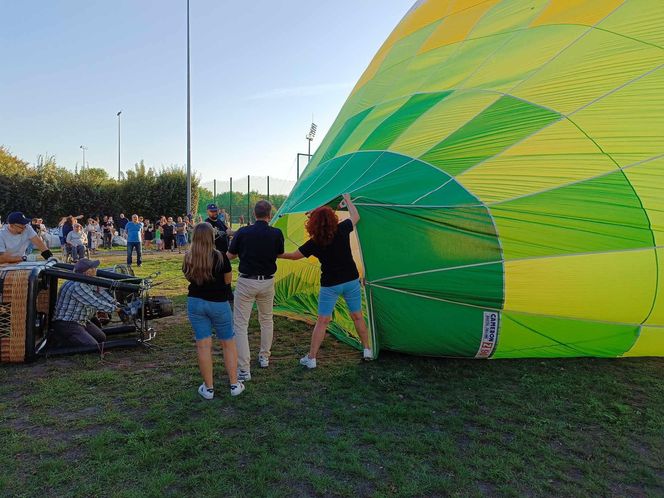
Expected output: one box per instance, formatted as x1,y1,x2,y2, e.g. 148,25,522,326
80,145,87,171
117,111,122,180
306,122,317,162
185,0,192,215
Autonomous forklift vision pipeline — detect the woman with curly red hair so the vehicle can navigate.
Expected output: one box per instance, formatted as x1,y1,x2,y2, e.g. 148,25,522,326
279,193,372,368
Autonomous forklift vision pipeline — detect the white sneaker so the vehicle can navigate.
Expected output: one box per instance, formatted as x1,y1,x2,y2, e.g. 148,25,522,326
363,348,373,361
198,383,214,400
258,355,269,368
230,382,245,397
238,370,251,382
299,355,317,369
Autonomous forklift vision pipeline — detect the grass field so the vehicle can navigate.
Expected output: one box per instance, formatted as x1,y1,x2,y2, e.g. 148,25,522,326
1,251,663,497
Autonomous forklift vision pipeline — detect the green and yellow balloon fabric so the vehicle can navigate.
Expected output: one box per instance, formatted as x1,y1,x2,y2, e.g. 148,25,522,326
273,0,664,358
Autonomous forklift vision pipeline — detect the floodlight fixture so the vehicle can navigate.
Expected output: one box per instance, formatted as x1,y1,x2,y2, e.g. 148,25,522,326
306,122,317,141
306,122,317,162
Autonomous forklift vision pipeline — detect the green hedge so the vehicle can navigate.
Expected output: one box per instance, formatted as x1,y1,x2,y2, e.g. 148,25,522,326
0,148,199,225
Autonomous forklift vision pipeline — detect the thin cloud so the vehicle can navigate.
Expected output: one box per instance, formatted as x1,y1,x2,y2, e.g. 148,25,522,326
245,82,354,101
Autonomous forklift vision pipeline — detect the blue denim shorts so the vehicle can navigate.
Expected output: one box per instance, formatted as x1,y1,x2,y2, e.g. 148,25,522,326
187,297,234,340
176,234,188,246
318,279,362,317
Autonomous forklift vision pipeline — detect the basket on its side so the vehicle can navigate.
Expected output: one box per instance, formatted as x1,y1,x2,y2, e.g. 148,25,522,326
0,268,50,363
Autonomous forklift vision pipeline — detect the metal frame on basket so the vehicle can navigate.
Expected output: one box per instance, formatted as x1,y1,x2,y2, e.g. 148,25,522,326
0,260,168,363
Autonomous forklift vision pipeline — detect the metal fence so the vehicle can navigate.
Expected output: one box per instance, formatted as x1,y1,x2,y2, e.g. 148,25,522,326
199,176,296,226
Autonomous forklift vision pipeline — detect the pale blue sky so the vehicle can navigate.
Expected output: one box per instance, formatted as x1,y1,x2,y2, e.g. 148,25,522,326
0,0,412,183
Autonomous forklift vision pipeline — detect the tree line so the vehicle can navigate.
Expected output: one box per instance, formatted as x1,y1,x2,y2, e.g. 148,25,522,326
1,147,290,227
0,146,200,226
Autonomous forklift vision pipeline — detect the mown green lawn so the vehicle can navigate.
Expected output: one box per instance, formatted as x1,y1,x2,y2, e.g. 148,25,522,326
1,251,663,497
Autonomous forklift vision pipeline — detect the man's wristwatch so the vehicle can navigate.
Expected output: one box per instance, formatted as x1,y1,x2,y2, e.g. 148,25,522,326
21,255,27,261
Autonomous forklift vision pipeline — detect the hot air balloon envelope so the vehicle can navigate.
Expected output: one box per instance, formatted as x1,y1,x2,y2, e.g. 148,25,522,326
273,0,664,359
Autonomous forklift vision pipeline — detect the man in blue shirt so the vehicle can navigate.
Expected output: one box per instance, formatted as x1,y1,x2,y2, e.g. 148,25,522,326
125,214,144,267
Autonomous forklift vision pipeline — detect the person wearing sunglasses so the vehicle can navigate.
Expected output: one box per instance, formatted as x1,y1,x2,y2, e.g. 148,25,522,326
0,212,53,264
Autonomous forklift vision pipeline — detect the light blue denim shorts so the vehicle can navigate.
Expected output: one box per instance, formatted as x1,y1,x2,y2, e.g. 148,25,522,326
187,297,234,340
318,279,362,317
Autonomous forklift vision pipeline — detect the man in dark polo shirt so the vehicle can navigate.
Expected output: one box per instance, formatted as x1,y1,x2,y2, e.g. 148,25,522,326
205,203,232,253
227,200,284,380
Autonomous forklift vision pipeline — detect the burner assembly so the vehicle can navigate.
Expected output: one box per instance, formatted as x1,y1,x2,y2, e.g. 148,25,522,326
0,261,173,363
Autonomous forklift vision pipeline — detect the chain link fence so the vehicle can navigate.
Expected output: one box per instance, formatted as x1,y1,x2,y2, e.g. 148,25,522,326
198,176,296,226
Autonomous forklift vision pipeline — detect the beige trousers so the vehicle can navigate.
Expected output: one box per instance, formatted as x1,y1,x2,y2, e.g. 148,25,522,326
233,277,275,372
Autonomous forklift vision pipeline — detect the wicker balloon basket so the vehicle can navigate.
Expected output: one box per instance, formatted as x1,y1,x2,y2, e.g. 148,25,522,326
1,261,171,362
0,268,50,363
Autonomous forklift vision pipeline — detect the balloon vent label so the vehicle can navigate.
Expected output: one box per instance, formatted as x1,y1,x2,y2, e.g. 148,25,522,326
476,311,500,359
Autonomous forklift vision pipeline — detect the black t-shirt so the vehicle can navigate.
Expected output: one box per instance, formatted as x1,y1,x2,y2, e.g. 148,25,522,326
184,251,232,302
205,216,229,253
162,223,175,237
103,221,114,234
228,220,284,276
299,219,359,287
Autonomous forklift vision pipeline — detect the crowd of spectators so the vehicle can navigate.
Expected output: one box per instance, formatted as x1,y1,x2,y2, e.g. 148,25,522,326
0,206,235,265
3,198,375,386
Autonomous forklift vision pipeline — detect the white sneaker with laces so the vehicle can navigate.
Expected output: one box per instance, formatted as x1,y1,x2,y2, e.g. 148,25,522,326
299,355,317,369
230,382,245,397
238,370,251,382
363,348,373,361
198,383,214,400
258,355,269,368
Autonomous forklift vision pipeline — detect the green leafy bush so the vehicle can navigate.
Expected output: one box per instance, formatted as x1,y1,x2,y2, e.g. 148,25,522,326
0,148,199,224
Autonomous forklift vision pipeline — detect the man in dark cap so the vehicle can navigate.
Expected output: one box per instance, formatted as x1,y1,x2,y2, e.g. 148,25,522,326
205,203,233,253
0,212,53,264
50,259,119,347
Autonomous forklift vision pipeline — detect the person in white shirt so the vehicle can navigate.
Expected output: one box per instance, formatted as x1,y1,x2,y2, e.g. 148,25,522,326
85,218,98,254
0,212,53,264
37,218,49,248
66,223,88,262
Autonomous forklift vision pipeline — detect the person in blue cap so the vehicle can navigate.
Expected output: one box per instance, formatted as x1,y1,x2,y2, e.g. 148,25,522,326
0,212,53,264
205,203,233,253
